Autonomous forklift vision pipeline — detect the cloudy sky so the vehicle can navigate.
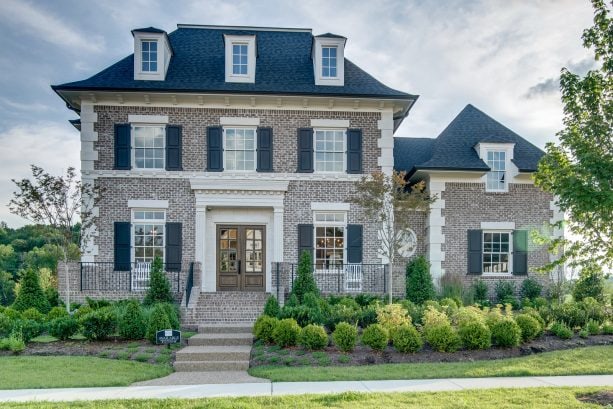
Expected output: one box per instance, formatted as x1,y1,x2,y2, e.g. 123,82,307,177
0,0,596,227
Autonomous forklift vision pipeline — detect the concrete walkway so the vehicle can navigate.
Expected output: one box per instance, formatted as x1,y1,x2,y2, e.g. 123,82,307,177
0,375,612,402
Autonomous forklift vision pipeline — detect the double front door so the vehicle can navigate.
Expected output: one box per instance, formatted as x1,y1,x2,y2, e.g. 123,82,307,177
217,225,265,291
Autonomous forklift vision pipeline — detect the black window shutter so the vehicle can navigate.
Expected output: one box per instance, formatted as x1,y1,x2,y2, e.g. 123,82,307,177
257,127,273,172
297,128,314,173
297,224,314,260
114,222,131,271
166,223,182,272
207,126,223,171
513,230,528,275
347,224,363,263
114,124,131,170
467,229,482,274
346,129,363,174
165,125,182,171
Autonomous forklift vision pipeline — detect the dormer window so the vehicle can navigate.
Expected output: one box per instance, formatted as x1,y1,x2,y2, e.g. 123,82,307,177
132,27,173,81
313,34,346,86
321,46,337,78
141,40,158,72
224,35,256,83
475,142,515,192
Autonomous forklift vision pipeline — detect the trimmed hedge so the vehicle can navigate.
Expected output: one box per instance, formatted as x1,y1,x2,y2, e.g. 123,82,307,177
272,318,301,347
253,315,278,343
49,317,79,340
361,324,389,351
391,324,423,353
299,324,328,350
332,322,357,352
491,318,522,347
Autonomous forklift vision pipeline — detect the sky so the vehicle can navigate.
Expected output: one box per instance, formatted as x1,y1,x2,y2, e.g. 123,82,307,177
0,0,596,227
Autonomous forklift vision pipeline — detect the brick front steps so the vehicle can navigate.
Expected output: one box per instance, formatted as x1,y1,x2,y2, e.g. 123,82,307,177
173,324,254,372
181,292,269,327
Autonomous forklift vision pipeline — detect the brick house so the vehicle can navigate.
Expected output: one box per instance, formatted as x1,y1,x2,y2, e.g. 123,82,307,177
52,25,561,323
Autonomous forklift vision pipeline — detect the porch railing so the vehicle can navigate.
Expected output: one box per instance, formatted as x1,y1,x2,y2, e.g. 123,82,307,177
288,263,388,294
79,262,182,293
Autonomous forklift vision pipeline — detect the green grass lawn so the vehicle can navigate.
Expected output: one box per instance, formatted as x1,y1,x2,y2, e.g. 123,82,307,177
0,356,172,389
0,388,608,408
249,346,613,382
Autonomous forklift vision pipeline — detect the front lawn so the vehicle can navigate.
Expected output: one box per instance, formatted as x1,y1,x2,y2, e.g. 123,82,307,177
0,356,172,389
0,388,609,408
249,345,613,382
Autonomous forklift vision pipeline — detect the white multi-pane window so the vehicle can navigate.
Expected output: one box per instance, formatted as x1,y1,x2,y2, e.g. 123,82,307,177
133,126,165,169
314,212,346,269
482,231,511,273
141,40,158,72
314,129,345,172
232,44,248,75
486,150,506,191
132,210,165,263
322,46,337,77
224,127,256,171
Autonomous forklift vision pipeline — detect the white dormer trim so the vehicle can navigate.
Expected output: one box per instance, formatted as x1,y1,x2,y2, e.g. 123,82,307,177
474,142,517,192
224,35,256,84
313,37,345,86
133,32,172,81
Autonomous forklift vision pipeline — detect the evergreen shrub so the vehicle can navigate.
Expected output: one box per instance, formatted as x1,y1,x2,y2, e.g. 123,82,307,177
332,322,357,352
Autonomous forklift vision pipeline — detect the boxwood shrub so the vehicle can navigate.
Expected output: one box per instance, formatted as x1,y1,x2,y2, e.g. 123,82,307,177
49,317,79,340
146,304,171,344
332,322,357,352
458,321,491,350
81,307,116,341
515,314,541,341
391,324,423,353
299,324,328,350
47,306,69,320
118,300,147,340
491,318,522,347
253,315,278,343
550,321,573,339
272,318,301,347
361,324,389,351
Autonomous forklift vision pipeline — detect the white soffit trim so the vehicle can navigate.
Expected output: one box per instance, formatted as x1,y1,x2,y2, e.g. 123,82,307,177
128,200,169,208
220,117,260,126
190,178,289,192
310,119,350,128
481,221,515,230
128,115,169,124
311,202,350,211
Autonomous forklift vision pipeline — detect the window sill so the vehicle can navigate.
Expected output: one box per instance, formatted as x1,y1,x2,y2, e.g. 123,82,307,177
481,273,514,278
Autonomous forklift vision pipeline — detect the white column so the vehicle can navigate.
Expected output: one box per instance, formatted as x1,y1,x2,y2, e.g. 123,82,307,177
195,206,207,291
427,180,446,284
272,206,284,294
377,109,395,175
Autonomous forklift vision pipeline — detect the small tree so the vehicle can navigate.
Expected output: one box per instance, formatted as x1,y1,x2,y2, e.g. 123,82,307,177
405,256,436,304
143,256,173,306
12,269,51,313
9,166,102,312
118,300,147,340
572,261,605,302
350,170,436,303
291,251,319,303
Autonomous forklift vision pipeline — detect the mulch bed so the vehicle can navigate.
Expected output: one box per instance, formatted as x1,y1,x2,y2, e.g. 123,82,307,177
250,334,613,367
576,390,613,406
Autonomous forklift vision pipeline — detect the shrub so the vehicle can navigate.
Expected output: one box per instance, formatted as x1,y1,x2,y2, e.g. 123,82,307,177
253,315,278,343
406,256,436,304
22,308,45,322
578,328,589,339
358,305,378,328
455,306,485,327
532,297,548,309
391,324,423,353
515,314,542,341
550,322,573,339
361,324,389,351
491,318,522,347
580,297,606,324
0,314,11,337
520,278,543,300
85,298,112,310
5,324,25,354
2,308,21,320
522,307,545,336
494,281,516,304
143,257,174,306
74,305,93,321
299,324,328,350
602,322,613,335
458,321,491,350
81,307,117,341
572,263,605,302
272,318,301,347
376,303,411,332
439,298,460,315
585,319,601,335
485,306,504,329
118,300,146,340
323,304,360,331
400,300,425,325
439,272,464,301
354,294,381,307
551,302,587,328
263,295,280,317
423,307,460,352
49,317,79,340
279,304,323,327
472,280,489,303
146,304,171,344
332,322,357,352
12,269,50,313
160,303,180,329
47,306,68,320
291,251,319,303
13,319,44,342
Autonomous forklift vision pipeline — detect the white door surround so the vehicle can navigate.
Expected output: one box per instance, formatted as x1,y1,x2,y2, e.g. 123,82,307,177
190,178,288,292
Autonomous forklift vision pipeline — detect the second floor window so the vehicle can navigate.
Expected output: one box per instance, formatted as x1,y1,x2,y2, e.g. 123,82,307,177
232,44,248,75
315,129,345,172
224,127,256,171
322,46,337,78
486,150,506,191
133,210,165,263
141,40,158,72
133,125,165,169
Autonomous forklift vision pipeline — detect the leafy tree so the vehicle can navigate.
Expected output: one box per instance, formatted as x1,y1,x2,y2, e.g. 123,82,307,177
143,256,173,306
405,256,436,304
12,269,50,313
534,0,613,271
0,245,19,278
0,271,15,306
291,251,319,303
350,170,436,303
573,261,605,302
9,166,101,311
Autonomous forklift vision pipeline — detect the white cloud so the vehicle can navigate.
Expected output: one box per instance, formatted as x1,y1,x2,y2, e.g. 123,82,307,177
0,0,105,53
0,122,80,227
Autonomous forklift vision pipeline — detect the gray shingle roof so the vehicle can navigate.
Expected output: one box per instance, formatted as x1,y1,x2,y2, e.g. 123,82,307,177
52,26,414,100
394,104,544,174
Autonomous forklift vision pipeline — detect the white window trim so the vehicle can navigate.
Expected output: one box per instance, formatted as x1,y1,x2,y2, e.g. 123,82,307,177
481,229,513,276
311,202,351,211
131,124,166,171
475,142,515,193
128,115,169,124
224,35,256,83
133,31,172,81
313,211,347,270
220,117,260,126
313,128,347,174
313,37,345,86
310,119,350,128
222,126,257,172
128,200,169,209
481,221,515,230
131,209,166,265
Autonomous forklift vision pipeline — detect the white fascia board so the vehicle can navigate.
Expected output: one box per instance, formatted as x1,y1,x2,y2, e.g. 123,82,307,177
127,200,169,209
310,119,350,128
310,202,350,211
128,115,169,124
481,221,515,230
220,117,260,126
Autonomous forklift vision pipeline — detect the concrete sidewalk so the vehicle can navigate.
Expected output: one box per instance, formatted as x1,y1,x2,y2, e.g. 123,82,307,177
0,375,612,402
